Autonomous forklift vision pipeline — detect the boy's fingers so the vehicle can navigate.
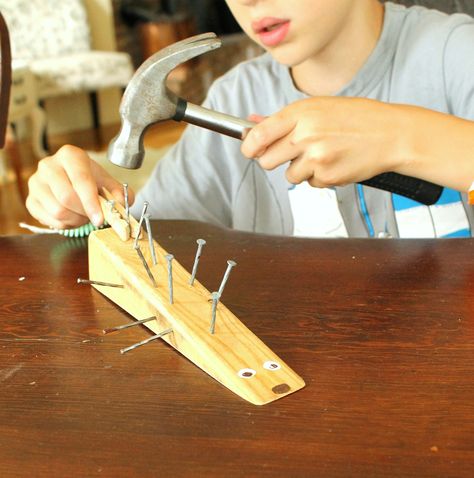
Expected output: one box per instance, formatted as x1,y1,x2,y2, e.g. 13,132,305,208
285,156,315,185
39,181,88,226
26,197,67,230
43,162,88,217
37,177,89,227
27,173,86,227
28,145,131,229
285,154,344,189
26,195,89,230
257,136,301,170
60,153,103,227
242,113,296,158
247,114,266,123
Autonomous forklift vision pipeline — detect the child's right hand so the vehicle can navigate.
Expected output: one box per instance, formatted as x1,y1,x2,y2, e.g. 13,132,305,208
26,145,134,230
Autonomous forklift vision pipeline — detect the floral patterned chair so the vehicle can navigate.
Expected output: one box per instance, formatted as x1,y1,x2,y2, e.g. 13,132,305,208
0,0,134,142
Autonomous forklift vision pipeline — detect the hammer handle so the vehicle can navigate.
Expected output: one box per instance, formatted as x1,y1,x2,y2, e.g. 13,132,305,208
176,100,253,139
175,100,443,205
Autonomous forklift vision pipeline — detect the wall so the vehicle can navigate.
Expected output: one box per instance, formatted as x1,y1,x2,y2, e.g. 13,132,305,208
112,0,161,67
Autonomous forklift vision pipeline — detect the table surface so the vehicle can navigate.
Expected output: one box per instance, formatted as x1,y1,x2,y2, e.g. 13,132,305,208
1,221,473,477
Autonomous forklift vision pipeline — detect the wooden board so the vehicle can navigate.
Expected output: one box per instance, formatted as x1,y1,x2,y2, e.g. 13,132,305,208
88,191,305,405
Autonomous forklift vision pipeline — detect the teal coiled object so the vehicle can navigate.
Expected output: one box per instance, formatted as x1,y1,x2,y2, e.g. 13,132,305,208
58,223,102,238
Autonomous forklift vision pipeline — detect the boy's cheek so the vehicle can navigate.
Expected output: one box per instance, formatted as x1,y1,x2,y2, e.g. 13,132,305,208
224,1,251,33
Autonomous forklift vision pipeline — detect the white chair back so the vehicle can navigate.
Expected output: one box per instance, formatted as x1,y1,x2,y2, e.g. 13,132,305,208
0,0,91,60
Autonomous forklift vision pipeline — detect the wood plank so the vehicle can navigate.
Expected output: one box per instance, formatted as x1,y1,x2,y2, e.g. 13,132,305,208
89,192,305,404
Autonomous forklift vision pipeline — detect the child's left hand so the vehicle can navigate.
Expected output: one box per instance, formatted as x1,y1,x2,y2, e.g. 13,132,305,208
241,97,406,187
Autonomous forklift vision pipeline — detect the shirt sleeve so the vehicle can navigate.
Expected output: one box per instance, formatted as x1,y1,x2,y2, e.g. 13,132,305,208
443,20,474,120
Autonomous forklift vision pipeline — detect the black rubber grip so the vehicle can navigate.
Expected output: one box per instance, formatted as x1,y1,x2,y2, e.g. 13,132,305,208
173,98,187,122
361,172,443,205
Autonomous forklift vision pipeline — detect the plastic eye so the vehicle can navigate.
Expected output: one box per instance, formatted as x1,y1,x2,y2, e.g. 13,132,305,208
237,368,256,379
263,361,281,371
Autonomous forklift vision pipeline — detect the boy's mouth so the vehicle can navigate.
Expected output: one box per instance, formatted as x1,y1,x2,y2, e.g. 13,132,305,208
252,17,291,47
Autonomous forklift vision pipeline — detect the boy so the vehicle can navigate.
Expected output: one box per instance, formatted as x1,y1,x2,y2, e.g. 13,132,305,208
26,0,474,238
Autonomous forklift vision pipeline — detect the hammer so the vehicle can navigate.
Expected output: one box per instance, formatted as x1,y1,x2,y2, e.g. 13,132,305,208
108,32,442,205
108,33,252,170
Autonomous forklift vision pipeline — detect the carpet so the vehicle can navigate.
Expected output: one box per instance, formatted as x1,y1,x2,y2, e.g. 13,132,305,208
87,146,171,194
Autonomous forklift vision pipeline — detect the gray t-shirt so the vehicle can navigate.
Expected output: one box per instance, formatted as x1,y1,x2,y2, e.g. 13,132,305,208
133,2,474,238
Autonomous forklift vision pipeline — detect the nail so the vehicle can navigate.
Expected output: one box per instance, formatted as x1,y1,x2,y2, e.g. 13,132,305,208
77,278,124,288
103,316,156,334
189,239,206,286
134,201,149,248
123,183,130,224
120,328,173,354
209,291,220,334
165,254,174,304
217,260,236,297
134,244,157,287
144,213,157,266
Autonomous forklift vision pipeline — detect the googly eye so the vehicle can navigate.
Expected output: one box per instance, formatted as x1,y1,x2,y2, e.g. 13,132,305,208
263,361,281,371
237,368,256,379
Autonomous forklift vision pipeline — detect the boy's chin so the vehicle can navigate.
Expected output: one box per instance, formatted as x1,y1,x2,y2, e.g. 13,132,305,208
264,44,308,68
268,50,306,68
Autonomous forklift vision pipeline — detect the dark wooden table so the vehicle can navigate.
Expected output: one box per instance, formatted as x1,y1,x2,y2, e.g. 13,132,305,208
1,221,473,477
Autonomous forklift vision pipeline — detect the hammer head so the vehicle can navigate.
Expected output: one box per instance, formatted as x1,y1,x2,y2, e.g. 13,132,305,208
108,32,221,169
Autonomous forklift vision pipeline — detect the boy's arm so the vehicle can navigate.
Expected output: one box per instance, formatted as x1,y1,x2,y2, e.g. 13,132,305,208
241,97,474,193
242,21,474,196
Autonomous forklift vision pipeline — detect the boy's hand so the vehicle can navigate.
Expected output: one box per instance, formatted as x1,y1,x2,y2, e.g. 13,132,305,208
241,97,404,188
26,145,135,230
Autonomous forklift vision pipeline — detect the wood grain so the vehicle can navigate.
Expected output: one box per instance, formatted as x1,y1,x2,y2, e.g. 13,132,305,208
88,219,305,404
0,222,473,477
98,195,130,241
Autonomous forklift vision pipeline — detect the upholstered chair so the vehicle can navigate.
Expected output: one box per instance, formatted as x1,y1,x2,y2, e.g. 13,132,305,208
0,0,134,142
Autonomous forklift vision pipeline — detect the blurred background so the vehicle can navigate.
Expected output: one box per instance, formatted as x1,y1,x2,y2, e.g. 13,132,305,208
0,0,472,235
0,0,262,235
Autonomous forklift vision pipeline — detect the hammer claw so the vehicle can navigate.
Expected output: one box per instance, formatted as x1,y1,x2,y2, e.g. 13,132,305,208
108,32,252,170
138,32,221,79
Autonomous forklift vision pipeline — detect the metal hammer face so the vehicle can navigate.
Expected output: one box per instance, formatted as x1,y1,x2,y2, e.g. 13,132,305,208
108,32,254,170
